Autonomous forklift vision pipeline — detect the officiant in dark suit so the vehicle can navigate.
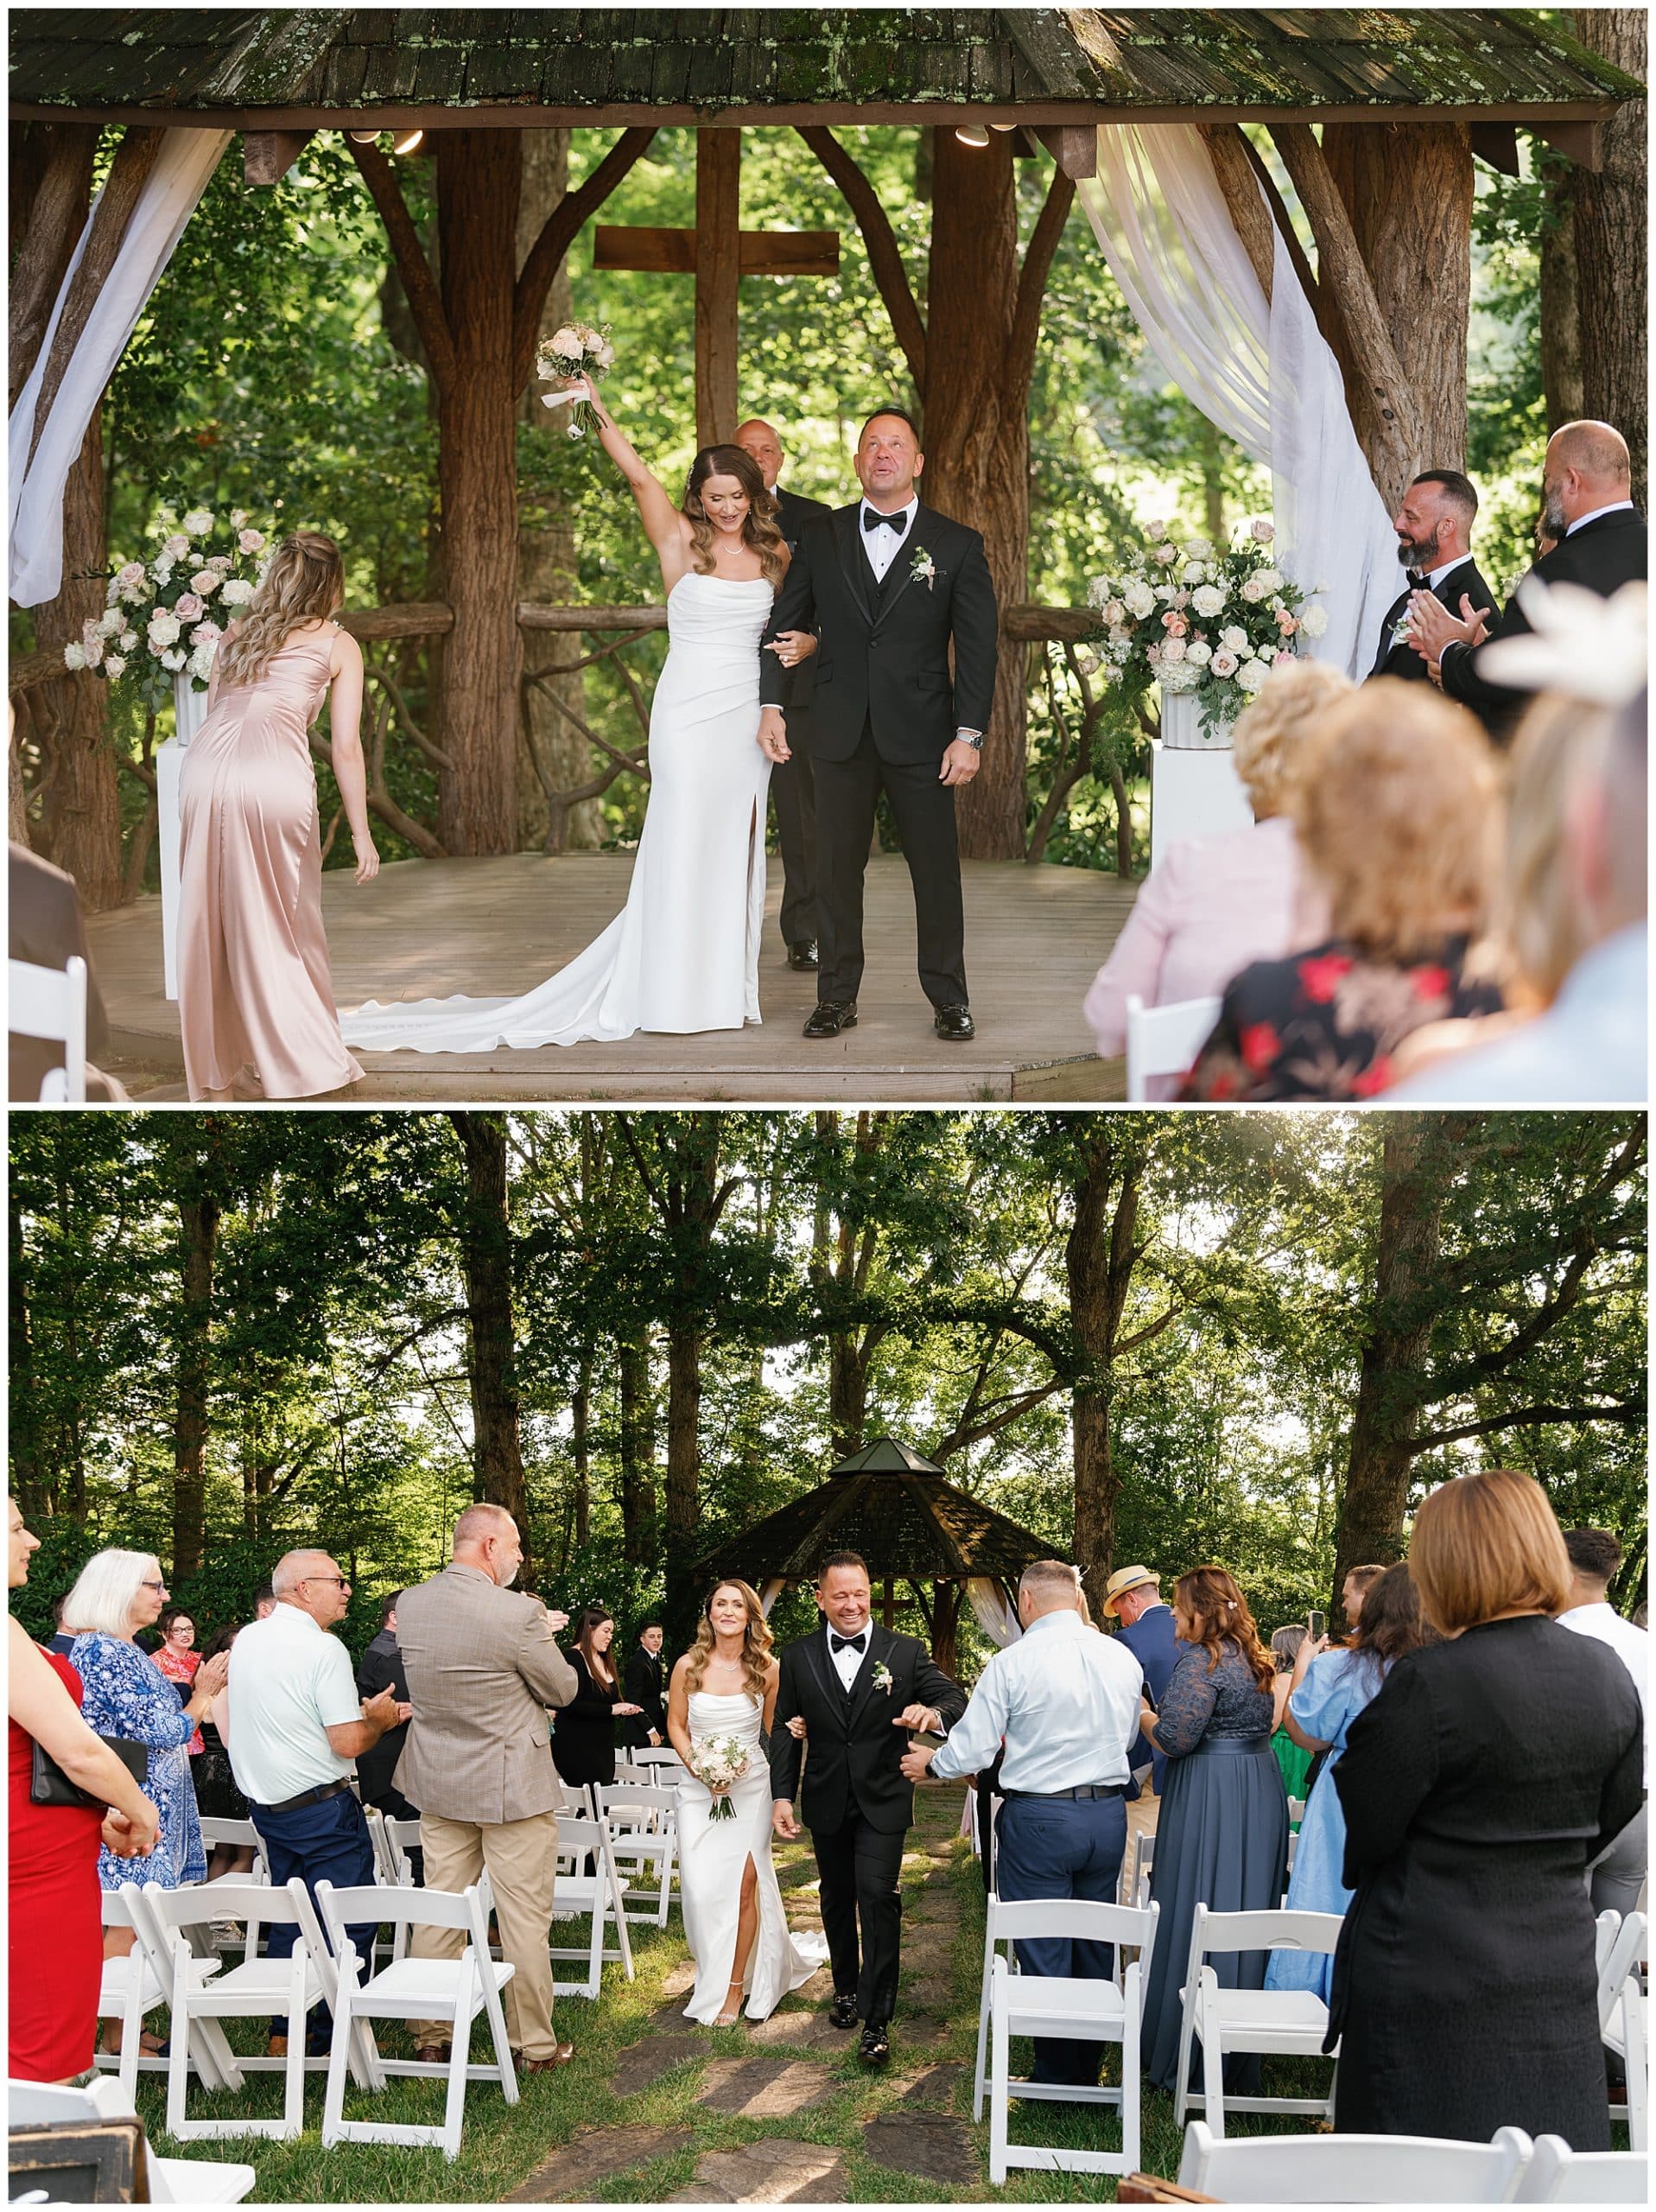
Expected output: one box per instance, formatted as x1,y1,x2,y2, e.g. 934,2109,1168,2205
758,407,999,1042
1411,422,1646,738
1367,471,1497,688
620,1622,667,1750
770,1550,966,2068
736,417,830,975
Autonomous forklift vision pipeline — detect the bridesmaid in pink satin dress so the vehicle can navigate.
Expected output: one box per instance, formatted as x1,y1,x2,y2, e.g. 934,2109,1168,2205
177,531,378,1101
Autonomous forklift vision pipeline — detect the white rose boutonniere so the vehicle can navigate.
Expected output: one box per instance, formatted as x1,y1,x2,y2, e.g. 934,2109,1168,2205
909,545,937,592
872,1662,894,1695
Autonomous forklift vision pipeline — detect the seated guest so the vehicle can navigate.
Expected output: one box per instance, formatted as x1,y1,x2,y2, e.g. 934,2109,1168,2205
8,840,125,1102
1084,661,1347,1089
1556,1529,1646,1920
1367,470,1497,684
1329,1470,1642,2147
554,1605,644,1792
1266,1565,1428,2002
1183,684,1503,1101
622,1621,669,1751
1393,680,1646,1103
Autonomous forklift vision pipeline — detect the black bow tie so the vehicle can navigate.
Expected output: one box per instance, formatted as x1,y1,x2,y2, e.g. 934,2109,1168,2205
830,1633,867,1655
1405,569,1427,590
863,508,905,535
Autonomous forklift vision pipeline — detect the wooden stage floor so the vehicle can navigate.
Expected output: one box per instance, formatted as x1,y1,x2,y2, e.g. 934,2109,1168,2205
92,852,1136,1103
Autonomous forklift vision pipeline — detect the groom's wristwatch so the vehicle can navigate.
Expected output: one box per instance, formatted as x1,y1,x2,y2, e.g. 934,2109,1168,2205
955,728,983,751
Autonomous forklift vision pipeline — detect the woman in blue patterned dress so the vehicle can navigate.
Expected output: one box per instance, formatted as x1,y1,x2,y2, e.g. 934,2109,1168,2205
1266,1563,1428,2001
61,1550,228,2051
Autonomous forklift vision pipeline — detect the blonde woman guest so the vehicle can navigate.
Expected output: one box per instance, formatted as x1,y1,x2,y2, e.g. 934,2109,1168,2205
668,1580,827,2025
1183,683,1504,1100
9,1501,159,2082
1085,661,1348,1089
178,530,378,1103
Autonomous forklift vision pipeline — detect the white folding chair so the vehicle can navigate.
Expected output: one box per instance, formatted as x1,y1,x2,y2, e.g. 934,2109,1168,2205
95,1885,240,2101
1173,1904,1343,2136
8,953,87,1102
197,1816,270,1883
8,2074,256,2204
1177,2120,1534,2202
548,1810,635,1996
1596,1910,1648,2151
597,1781,681,1926
1514,2134,1648,2202
974,1894,1159,2183
1125,992,1221,1102
630,1744,683,1770
1287,1796,1306,1825
1128,1831,1155,1909
316,1879,517,2162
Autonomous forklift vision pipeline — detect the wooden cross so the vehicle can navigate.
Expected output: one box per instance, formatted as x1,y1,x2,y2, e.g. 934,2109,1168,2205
593,128,838,448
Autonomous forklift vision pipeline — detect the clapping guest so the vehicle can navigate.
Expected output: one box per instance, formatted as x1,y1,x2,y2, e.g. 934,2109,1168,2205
1329,1471,1643,2146
555,1606,645,1792
153,1605,204,1754
1266,1565,1428,2003
192,1624,257,1885
1268,1626,1314,1809
1183,684,1502,1101
1084,661,1347,1090
1556,1529,1646,1920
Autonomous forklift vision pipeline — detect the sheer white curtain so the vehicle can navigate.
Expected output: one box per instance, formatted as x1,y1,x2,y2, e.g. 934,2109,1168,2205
10,128,231,607
758,1577,787,1618
1077,125,1398,680
965,1576,1021,1648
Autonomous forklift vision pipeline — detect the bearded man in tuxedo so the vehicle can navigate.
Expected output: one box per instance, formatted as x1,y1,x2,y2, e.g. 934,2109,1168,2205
735,416,829,975
1367,471,1496,686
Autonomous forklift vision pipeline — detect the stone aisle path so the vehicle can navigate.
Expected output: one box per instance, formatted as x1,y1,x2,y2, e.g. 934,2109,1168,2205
504,1788,990,2203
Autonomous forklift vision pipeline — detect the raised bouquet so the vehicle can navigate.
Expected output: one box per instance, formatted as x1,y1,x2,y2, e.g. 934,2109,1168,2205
1085,516,1328,735
536,321,616,440
688,1735,750,1823
66,506,271,712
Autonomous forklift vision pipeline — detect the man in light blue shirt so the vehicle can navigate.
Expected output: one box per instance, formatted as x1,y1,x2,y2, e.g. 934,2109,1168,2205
903,1559,1143,2087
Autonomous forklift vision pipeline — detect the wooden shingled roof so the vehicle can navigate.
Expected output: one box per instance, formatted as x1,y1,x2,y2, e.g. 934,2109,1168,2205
10,10,1643,127
693,1435,1051,1588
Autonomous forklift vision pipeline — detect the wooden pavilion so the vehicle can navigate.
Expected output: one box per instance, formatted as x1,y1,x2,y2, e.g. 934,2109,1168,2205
692,1433,1050,1675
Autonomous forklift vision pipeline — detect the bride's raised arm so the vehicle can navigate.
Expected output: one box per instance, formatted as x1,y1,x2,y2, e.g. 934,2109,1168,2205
568,376,688,581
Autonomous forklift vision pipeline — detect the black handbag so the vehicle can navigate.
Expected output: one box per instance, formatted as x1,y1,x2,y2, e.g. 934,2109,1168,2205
30,1734,149,1809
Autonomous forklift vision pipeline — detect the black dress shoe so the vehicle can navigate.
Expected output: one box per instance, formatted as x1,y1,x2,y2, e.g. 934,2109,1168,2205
859,2024,890,2068
829,1993,859,2031
804,999,858,1039
787,938,820,971
933,1003,974,1041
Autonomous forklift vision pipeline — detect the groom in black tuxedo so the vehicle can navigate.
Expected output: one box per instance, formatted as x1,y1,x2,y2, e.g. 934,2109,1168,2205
758,407,999,1042
770,1549,966,2068
1367,469,1497,688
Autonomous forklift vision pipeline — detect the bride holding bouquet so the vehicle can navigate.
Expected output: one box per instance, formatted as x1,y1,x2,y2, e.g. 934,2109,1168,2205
667,1581,827,2025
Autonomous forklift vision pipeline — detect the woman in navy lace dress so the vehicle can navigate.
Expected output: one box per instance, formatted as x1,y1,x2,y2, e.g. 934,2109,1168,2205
1138,1566,1289,2094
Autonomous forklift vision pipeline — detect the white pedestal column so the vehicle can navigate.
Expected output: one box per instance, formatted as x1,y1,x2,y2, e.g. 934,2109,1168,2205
1150,690,1253,868
155,675,209,1002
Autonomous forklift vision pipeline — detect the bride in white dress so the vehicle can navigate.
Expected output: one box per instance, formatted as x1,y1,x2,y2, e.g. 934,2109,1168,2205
339,383,815,1053
668,1580,827,2026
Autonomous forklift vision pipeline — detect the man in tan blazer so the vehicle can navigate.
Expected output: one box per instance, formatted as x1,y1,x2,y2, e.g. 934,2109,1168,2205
395,1502,579,2069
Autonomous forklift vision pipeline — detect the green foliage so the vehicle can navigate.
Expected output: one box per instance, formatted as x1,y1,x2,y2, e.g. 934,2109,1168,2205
11,1516,99,1643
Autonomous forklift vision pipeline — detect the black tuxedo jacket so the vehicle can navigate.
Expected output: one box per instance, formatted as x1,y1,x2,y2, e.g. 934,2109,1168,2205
621,1645,667,1746
759,501,998,766
771,485,832,719
1367,558,1498,684
769,1623,966,1835
1441,508,1646,733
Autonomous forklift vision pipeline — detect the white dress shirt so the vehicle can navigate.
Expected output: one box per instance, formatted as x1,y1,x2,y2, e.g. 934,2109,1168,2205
826,1621,872,1693
929,1608,1144,1792
1424,552,1473,592
1558,1600,1648,1787
1566,499,1639,537
860,496,917,583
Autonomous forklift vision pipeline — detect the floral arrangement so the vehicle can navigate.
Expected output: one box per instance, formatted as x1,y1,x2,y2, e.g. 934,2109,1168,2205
536,321,616,439
908,545,937,594
65,505,270,711
871,1661,894,1695
1084,516,1328,734
688,1734,750,1822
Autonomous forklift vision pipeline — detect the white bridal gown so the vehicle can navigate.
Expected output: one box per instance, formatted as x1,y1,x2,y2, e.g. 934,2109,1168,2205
339,573,775,1052
677,1690,827,2024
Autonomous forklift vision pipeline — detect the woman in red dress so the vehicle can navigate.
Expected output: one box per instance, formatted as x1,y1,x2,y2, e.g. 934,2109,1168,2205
8,1498,159,2082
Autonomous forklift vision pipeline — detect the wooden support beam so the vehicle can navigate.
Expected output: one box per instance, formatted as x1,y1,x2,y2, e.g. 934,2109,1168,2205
695,128,740,448
242,129,314,186
594,223,837,276
1533,120,1604,170
1033,124,1097,180
1470,122,1522,176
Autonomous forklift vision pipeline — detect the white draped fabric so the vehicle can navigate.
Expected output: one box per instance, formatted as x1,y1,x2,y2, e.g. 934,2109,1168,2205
758,1577,787,1618
965,1576,1022,1649
1078,125,1399,681
10,129,231,607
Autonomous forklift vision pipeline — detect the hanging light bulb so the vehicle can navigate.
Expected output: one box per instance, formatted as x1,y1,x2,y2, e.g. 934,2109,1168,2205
989,123,1016,133
392,127,424,155
346,129,379,145
954,123,991,149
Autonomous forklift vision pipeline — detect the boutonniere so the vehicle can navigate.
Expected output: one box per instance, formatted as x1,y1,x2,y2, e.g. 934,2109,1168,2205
909,545,938,592
872,1662,894,1695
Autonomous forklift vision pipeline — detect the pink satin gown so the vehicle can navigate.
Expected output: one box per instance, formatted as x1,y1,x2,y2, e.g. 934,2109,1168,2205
177,623,362,1100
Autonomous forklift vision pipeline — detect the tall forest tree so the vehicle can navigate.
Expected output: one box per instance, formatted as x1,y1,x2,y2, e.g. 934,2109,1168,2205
1570,9,1647,507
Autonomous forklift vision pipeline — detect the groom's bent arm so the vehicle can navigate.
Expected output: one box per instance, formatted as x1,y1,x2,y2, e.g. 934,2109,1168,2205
760,554,817,712
768,1649,805,1805
949,531,999,736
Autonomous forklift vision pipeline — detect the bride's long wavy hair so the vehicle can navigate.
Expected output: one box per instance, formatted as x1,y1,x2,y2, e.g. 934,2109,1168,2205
216,531,343,690
683,1578,772,1702
682,447,785,588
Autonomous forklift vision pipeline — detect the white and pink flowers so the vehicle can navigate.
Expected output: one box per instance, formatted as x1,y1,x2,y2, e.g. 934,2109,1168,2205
688,1734,751,1823
67,505,273,708
536,320,616,440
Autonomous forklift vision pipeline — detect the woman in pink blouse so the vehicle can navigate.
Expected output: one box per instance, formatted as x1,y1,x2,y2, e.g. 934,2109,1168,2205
1084,660,1349,1087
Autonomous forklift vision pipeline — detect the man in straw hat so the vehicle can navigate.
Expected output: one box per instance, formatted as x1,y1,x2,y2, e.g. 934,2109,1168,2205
1104,1566,1181,1881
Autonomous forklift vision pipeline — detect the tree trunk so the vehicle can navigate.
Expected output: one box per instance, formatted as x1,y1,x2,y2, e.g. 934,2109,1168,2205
435,131,524,855
1323,123,1474,468
828,1334,873,1462
1538,147,1584,430
1066,1128,1139,1618
8,1205,45,1519
618,1326,657,1567
1571,10,1648,507
1332,1118,1450,1600
571,1356,591,1553
173,1189,219,1581
925,130,1031,860
515,130,600,853
663,1322,701,1642
449,1111,532,1570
